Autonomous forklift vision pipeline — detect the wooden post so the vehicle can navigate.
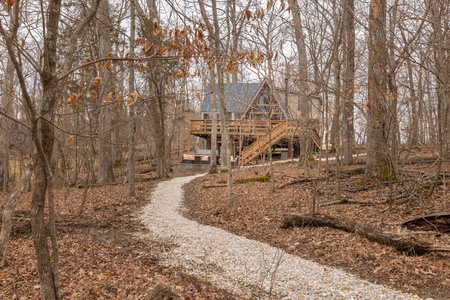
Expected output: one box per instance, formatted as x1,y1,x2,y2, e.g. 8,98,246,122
187,121,192,153
179,122,184,161
288,137,293,159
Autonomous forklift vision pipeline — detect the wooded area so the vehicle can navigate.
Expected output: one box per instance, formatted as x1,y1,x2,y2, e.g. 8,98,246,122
1,0,450,299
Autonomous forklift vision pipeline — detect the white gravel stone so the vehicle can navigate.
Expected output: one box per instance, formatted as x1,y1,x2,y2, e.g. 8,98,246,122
140,175,428,299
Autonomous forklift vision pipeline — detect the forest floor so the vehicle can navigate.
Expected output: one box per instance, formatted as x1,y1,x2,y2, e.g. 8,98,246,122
0,175,237,299
1,146,450,299
183,147,450,300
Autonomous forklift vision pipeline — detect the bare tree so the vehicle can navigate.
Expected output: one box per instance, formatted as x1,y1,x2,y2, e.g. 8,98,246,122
0,0,100,298
198,0,233,206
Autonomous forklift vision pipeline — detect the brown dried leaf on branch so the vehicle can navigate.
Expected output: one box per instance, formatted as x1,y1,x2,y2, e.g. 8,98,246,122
66,135,75,146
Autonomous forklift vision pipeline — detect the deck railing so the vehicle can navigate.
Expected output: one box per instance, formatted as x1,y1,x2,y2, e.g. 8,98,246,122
189,118,321,165
190,119,287,136
190,119,319,136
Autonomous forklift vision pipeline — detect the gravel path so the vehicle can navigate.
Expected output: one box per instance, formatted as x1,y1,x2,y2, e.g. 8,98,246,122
140,175,425,299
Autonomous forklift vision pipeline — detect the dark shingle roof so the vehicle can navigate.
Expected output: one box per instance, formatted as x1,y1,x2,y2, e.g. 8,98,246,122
200,82,262,113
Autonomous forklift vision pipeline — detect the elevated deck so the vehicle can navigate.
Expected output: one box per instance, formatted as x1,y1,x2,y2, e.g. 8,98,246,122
190,119,283,138
190,119,319,137
189,119,321,166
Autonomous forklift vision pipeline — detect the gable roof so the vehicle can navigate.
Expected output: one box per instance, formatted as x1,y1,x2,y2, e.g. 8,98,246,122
241,78,291,119
200,80,293,119
200,82,261,114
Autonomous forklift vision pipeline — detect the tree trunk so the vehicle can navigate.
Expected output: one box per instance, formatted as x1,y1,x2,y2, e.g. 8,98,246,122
2,58,15,191
387,0,399,178
291,0,310,163
430,1,450,155
427,0,449,196
127,0,136,196
342,0,355,165
209,68,218,173
212,0,233,205
407,59,419,145
97,0,114,182
0,157,35,267
156,90,169,178
365,0,392,180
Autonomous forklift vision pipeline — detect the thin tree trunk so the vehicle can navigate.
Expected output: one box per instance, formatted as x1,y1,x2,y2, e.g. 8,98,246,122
2,58,15,191
331,3,343,201
342,0,355,165
127,0,136,196
98,0,114,183
427,0,449,196
0,157,35,267
209,68,218,173
407,59,419,145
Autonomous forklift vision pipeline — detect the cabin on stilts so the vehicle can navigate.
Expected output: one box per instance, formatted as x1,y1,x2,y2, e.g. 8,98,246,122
186,78,321,166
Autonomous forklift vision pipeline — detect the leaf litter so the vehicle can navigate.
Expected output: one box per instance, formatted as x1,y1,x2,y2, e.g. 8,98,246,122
183,160,450,300
0,178,236,299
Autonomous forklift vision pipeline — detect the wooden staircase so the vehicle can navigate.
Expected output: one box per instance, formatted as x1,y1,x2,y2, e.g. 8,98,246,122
188,118,321,166
241,120,290,166
240,120,321,166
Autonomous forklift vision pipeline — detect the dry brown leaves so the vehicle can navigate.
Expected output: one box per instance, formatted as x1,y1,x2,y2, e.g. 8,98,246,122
183,160,450,300
0,177,236,299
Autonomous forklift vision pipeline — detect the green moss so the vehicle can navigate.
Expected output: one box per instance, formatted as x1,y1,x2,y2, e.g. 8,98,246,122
209,165,218,174
113,160,123,168
234,171,270,184
217,172,271,185
382,169,396,182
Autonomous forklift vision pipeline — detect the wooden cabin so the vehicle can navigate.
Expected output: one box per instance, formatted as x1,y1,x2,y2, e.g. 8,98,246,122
188,79,321,165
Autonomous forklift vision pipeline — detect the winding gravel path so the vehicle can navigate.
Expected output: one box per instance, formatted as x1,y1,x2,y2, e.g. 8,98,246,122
140,175,425,299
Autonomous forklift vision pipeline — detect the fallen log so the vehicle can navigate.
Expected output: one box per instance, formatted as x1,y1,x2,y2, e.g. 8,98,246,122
139,167,156,174
320,198,377,207
402,213,450,233
215,172,271,186
234,172,270,184
278,176,327,188
281,213,450,255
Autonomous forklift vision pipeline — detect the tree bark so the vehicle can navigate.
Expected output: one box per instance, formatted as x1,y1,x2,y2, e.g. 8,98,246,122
342,0,355,165
291,0,310,163
407,59,419,145
1,58,15,191
127,0,136,196
97,0,115,182
0,157,35,267
198,0,233,204
365,0,392,180
209,68,218,173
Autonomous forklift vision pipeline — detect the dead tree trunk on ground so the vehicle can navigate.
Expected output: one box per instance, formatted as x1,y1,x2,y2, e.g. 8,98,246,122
282,212,450,255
